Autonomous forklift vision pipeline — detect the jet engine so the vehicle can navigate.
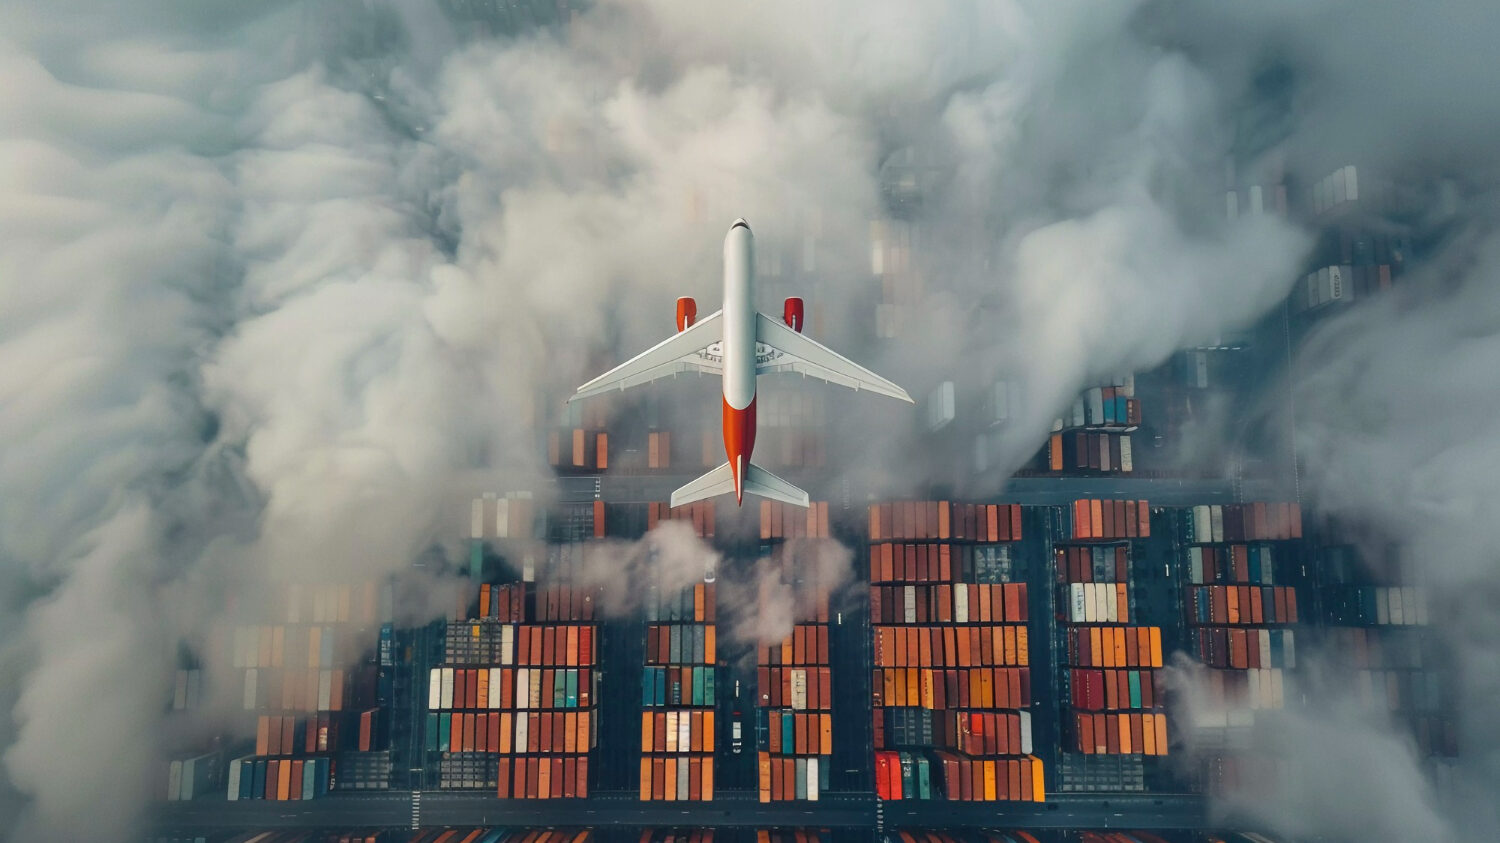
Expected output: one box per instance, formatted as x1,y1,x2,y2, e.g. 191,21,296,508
783,297,804,333
676,297,697,332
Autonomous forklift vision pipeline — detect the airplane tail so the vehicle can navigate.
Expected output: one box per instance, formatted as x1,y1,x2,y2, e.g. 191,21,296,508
670,461,810,508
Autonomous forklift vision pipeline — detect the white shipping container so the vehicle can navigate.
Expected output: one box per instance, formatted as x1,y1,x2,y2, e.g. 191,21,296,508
227,756,248,801
1210,505,1224,543
807,757,820,801
488,667,502,709
1087,388,1105,426
903,586,917,624
1120,435,1133,473
678,714,690,753
441,668,455,710
167,760,183,801
1284,630,1296,668
1250,184,1264,214
318,669,333,712
1103,583,1118,624
1020,710,1034,754
927,381,955,431
1189,547,1204,584
1193,506,1211,543
1390,587,1404,625
954,585,969,623
515,710,529,749
791,669,809,711
1259,629,1272,668
1070,397,1086,428
502,625,515,665
1070,584,1087,623
1376,590,1390,625
471,497,484,539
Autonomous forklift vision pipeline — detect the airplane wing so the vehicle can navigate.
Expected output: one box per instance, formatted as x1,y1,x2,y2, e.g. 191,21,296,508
755,312,914,403
571,310,724,402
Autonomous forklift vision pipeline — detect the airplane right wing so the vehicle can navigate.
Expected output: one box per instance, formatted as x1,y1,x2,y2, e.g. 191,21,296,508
571,311,724,402
754,312,914,403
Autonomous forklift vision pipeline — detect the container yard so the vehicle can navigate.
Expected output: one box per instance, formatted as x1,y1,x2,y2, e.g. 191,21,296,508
148,178,1458,843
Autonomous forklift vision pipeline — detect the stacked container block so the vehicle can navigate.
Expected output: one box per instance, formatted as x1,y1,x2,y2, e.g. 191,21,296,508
1314,541,1454,760
1045,379,1141,475
868,501,1045,802
640,580,718,800
1052,517,1168,758
755,504,835,801
1179,504,1302,727
1056,531,1170,756
225,582,388,800
425,543,598,797
756,388,828,469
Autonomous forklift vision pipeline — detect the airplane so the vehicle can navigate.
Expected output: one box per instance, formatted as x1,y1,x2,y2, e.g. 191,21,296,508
570,218,913,509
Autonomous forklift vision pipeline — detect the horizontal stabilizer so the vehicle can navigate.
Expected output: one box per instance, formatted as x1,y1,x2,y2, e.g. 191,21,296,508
670,462,736,508
744,462,810,508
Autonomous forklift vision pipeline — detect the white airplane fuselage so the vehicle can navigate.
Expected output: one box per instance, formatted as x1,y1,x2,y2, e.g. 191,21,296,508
720,219,757,503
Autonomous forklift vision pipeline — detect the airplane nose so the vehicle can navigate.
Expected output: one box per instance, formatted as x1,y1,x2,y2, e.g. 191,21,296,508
730,218,750,231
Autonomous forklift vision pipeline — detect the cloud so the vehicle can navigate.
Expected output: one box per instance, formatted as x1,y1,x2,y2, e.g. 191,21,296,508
0,1,1391,838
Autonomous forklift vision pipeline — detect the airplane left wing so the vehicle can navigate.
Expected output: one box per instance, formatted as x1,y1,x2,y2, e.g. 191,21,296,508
755,312,914,403
571,310,724,402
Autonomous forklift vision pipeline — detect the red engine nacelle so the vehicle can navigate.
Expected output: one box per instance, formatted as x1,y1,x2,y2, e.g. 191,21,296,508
676,297,697,332
783,297,805,333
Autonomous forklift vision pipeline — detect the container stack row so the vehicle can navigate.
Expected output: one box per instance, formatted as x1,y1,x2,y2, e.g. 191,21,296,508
869,501,1044,802
426,545,599,797
548,428,609,472
1178,504,1303,729
640,580,718,801
1315,542,1455,759
1054,521,1169,759
1046,380,1141,475
754,534,835,802
223,582,390,800
756,388,828,469
647,501,717,538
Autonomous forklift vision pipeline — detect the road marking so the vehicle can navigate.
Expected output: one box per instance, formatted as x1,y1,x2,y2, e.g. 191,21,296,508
411,790,422,830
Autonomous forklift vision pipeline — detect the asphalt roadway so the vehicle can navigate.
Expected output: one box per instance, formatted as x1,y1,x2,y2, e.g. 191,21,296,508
558,474,1288,508
153,790,1208,833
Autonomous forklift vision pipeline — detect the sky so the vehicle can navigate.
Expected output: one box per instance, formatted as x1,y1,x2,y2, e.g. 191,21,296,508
1,0,1499,839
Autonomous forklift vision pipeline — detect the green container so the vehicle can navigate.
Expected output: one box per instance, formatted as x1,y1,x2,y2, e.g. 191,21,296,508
438,713,451,752
566,670,579,707
917,755,931,799
1129,671,1142,709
